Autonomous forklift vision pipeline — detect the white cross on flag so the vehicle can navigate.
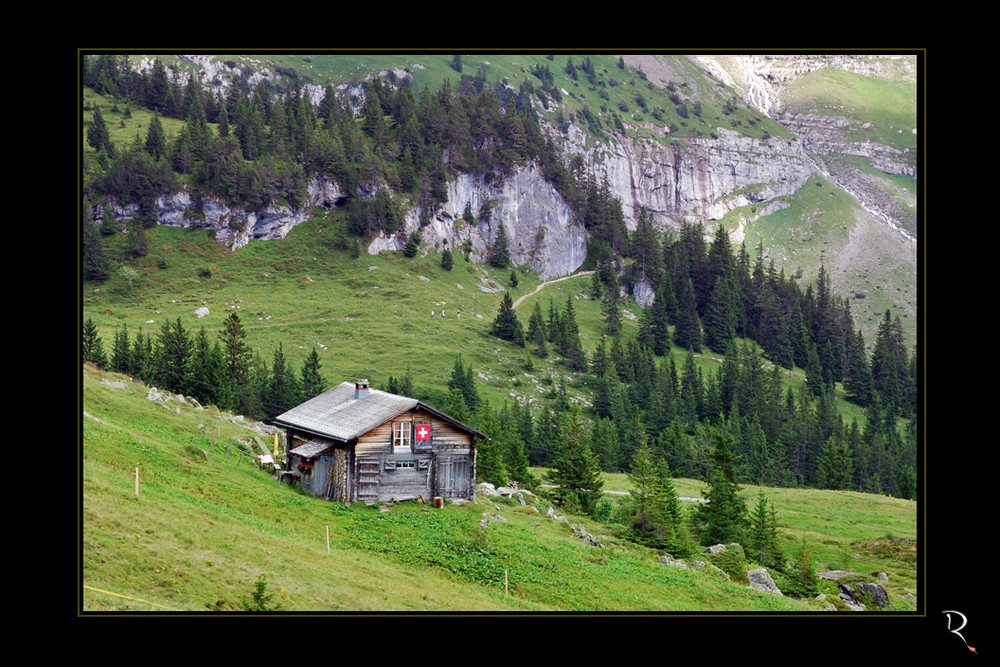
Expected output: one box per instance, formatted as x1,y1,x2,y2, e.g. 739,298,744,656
416,424,431,441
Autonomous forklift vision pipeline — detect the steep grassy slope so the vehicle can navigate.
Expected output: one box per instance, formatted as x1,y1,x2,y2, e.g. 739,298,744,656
84,209,881,421
81,364,915,612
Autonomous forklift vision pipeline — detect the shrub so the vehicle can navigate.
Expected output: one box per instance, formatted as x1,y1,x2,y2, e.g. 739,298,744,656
240,575,283,612
705,544,749,585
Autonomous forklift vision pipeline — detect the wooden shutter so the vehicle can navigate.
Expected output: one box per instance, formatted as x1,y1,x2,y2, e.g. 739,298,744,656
357,457,380,501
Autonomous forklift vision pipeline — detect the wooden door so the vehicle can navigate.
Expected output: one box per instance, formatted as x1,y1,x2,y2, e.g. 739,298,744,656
435,456,470,499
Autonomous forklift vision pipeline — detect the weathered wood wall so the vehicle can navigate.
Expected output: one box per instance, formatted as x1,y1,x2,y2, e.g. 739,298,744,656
284,408,476,502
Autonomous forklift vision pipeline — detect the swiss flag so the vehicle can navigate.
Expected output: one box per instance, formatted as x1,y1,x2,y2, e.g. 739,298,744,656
415,424,431,441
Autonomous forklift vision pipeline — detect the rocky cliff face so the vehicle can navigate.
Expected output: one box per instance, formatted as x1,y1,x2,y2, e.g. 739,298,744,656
572,126,814,233
368,165,587,280
112,125,817,281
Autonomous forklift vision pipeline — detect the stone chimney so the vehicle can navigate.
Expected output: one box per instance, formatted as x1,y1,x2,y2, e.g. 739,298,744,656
355,379,370,399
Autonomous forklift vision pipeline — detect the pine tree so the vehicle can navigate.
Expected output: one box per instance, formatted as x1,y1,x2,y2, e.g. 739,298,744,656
703,275,738,352
547,408,603,516
560,296,587,370
82,317,108,367
488,222,511,268
747,496,782,569
218,312,253,414
649,285,672,356
83,204,110,282
673,275,702,352
299,347,326,400
155,317,193,394
491,292,525,346
473,401,508,486
627,442,660,536
441,246,453,271
499,402,534,487
111,324,131,374
791,538,819,596
815,433,854,490
266,343,299,420
144,112,166,160
602,290,622,337
87,106,114,156
694,417,748,546
527,302,548,357
189,327,220,406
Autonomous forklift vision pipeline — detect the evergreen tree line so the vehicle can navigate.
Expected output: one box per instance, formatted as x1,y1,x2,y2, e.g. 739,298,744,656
84,56,554,242
489,253,916,499
82,312,326,422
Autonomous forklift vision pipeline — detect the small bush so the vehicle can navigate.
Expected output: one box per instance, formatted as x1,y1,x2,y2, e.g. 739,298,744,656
240,575,283,612
705,544,749,585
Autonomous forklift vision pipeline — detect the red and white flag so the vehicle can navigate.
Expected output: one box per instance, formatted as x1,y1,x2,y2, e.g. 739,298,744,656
415,424,431,441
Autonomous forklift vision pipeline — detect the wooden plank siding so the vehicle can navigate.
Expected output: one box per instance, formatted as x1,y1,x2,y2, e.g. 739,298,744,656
354,408,474,502
281,402,477,503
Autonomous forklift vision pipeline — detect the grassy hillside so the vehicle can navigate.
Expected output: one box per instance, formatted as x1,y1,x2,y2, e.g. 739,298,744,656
82,364,916,612
83,207,886,421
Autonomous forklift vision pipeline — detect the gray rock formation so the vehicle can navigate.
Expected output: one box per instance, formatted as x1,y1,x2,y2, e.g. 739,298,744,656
747,568,783,596
369,166,587,280
574,128,813,233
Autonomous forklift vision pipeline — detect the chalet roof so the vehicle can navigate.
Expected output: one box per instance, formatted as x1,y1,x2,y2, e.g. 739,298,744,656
273,381,487,442
290,438,337,459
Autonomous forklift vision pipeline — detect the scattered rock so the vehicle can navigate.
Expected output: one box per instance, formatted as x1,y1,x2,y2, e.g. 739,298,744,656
571,524,604,548
659,555,688,568
747,568,783,596
100,379,128,389
195,307,210,318
818,570,855,581
856,582,890,608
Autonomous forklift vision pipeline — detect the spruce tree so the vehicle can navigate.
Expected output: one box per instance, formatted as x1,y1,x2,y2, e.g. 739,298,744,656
218,312,253,414
266,343,299,420
694,417,748,546
560,296,587,371
82,317,108,367
673,275,702,352
472,401,508,486
87,106,113,155
491,292,525,346
527,302,548,357
299,347,326,400
155,317,193,394
747,496,782,569
144,112,166,160
189,327,220,406
83,206,110,282
547,408,603,516
488,222,510,268
111,324,131,374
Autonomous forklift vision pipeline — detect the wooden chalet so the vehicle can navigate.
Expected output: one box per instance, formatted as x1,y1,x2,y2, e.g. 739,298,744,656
273,380,484,503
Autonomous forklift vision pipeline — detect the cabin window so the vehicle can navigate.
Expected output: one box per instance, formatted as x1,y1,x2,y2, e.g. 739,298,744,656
395,460,415,469
392,421,411,452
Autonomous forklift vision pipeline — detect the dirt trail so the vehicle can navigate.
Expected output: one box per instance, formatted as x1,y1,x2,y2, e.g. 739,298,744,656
512,271,595,310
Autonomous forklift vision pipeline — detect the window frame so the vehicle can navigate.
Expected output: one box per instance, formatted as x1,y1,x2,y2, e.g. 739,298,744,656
392,421,411,453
